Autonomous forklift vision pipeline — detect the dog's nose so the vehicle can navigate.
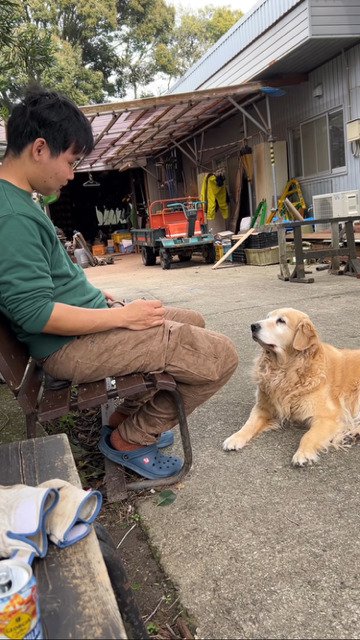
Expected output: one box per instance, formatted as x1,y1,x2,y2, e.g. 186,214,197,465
251,323,260,333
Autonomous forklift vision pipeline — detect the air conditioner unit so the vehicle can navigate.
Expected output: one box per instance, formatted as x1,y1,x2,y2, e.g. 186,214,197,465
312,190,360,230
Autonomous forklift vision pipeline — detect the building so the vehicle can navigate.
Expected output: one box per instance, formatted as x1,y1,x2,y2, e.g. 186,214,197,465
2,0,360,236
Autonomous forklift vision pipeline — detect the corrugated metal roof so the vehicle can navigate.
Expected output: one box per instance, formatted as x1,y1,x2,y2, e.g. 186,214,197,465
77,81,267,172
169,0,302,94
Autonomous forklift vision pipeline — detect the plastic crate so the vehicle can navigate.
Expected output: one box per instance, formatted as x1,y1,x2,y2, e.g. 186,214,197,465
247,231,278,248
231,238,247,263
245,246,279,266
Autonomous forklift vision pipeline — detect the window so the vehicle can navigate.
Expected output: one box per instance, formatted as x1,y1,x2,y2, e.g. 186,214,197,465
291,109,345,177
329,110,346,170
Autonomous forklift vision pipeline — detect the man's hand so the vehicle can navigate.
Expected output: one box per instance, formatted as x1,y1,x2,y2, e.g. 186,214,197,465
119,299,165,330
102,290,115,303
42,299,165,335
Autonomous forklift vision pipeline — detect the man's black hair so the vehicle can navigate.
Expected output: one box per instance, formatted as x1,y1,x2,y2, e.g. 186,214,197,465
5,86,94,158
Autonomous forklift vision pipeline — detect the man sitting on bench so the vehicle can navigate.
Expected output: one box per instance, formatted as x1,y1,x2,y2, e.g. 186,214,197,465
0,87,238,480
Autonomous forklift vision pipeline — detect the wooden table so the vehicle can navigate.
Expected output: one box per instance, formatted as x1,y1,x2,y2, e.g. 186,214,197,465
270,216,360,283
0,434,127,639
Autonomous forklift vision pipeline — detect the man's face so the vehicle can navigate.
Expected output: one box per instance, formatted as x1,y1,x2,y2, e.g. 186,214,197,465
30,139,79,196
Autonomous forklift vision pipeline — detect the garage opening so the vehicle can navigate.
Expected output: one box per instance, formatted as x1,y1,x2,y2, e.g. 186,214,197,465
49,168,146,244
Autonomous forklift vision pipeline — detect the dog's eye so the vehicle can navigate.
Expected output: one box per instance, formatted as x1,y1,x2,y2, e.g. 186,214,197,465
276,317,286,324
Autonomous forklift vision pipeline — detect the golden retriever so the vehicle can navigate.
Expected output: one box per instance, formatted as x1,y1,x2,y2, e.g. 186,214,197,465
223,307,360,466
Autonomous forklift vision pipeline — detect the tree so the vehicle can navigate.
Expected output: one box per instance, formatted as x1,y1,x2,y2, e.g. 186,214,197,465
114,0,175,98
157,4,243,86
0,0,117,112
0,0,18,48
0,0,243,112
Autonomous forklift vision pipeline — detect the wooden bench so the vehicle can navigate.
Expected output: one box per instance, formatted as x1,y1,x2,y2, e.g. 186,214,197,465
0,313,192,498
0,432,152,639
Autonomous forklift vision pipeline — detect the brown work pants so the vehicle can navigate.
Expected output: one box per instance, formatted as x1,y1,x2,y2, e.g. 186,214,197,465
43,307,238,445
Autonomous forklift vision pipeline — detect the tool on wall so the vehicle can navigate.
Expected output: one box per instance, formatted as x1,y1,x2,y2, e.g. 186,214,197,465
83,173,100,187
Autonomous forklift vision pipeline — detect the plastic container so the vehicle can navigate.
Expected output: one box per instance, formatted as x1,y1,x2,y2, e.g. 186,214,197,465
74,248,90,268
215,244,224,261
112,232,132,243
245,246,279,266
92,244,106,256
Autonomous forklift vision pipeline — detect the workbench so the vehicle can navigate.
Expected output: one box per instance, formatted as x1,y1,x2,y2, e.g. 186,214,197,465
272,216,360,283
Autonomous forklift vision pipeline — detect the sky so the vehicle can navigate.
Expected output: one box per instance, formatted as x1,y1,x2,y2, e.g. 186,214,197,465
169,0,259,13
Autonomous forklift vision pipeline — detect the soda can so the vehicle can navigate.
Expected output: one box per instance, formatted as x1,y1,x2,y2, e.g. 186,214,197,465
0,559,43,639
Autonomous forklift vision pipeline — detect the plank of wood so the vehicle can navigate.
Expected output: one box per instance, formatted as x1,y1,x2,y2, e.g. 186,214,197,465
212,228,254,269
77,379,108,410
0,435,127,640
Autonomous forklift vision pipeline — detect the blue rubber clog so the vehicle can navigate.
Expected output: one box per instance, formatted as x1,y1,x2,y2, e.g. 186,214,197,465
98,428,182,480
102,426,174,449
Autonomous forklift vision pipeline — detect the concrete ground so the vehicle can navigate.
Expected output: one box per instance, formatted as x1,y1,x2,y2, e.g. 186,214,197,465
85,254,360,638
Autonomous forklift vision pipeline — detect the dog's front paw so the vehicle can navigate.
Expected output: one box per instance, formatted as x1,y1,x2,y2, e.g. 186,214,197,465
223,431,248,451
291,449,319,467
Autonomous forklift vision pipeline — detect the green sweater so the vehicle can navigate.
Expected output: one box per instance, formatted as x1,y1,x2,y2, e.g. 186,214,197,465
0,179,107,358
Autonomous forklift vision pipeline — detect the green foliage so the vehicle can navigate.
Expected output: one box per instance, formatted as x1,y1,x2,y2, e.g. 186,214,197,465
156,489,177,506
0,0,19,48
147,622,159,635
0,0,243,111
159,4,243,82
0,0,116,110
114,0,175,98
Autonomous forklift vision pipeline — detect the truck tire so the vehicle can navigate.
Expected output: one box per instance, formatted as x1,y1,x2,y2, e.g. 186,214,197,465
141,246,156,266
203,244,216,264
160,249,172,270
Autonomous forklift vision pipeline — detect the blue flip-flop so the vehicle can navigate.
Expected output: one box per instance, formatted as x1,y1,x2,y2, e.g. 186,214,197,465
102,426,174,449
99,428,183,480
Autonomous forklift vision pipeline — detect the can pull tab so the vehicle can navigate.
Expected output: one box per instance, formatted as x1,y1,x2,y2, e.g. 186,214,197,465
0,566,12,593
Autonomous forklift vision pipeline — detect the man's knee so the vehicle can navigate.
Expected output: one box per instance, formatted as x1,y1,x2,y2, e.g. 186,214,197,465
219,335,239,375
165,306,205,327
189,310,205,328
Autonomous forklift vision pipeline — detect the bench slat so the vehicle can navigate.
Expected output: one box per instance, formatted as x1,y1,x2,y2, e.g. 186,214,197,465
151,371,177,391
77,379,108,410
38,386,72,421
115,374,148,397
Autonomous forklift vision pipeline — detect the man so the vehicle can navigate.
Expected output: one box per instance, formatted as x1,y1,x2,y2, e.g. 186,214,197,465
0,87,238,480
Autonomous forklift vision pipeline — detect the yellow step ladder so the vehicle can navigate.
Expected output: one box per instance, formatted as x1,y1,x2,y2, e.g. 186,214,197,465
267,178,307,223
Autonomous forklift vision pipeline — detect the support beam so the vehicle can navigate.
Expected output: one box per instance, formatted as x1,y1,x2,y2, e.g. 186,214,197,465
227,96,268,135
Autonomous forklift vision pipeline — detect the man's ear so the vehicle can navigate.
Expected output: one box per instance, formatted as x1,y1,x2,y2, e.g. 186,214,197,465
32,138,48,161
293,319,319,351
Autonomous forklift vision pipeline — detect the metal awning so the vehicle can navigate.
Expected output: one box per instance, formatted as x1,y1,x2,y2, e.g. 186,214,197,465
77,81,277,173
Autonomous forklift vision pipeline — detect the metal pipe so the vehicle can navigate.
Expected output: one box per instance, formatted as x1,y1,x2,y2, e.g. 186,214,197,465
228,96,268,134
266,96,278,210
242,114,253,218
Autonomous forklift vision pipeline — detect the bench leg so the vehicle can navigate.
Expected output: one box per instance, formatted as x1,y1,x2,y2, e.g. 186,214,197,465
95,523,150,640
26,413,37,439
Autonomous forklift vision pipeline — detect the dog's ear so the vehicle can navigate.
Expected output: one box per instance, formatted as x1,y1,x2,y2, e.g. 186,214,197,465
292,319,318,351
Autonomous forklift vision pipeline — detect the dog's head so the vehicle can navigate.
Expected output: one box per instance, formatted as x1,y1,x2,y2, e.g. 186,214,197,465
251,308,319,356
